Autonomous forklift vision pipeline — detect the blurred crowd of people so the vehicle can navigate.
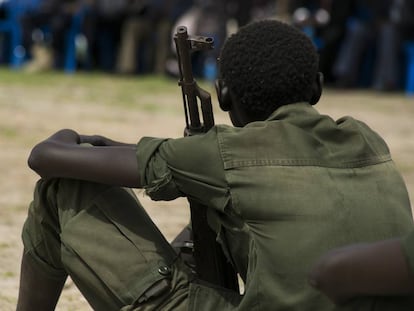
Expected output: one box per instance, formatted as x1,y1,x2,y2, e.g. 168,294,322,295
296,0,414,91
282,0,414,92
1,0,414,92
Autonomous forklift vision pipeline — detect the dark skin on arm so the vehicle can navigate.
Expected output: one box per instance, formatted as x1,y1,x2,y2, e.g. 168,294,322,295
308,239,414,305
28,129,141,188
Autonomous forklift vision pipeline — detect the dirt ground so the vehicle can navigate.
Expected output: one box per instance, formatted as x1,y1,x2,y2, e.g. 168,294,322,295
1,72,414,310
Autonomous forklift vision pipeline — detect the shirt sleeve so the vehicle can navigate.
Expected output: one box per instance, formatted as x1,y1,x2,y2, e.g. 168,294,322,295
136,127,231,211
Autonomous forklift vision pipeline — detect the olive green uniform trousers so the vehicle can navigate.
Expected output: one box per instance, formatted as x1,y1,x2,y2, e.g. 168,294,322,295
22,178,193,310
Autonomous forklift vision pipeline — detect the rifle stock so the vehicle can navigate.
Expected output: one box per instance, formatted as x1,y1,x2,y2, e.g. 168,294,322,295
173,26,239,290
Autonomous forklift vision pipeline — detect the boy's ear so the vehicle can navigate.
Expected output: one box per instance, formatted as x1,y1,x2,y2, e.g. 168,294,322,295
215,79,232,111
309,72,324,105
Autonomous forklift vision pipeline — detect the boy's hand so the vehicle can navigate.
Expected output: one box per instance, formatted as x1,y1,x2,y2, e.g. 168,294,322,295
79,134,132,147
28,128,140,187
47,129,81,145
80,134,111,146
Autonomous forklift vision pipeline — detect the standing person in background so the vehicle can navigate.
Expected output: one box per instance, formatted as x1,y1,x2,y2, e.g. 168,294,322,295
164,0,227,79
390,0,414,38
191,0,228,80
114,0,151,75
20,0,88,72
289,0,354,85
116,0,193,75
82,0,126,72
372,0,414,91
331,0,398,89
151,0,194,75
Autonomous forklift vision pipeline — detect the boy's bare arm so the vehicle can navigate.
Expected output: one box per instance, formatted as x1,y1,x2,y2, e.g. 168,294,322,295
28,129,141,188
309,239,414,304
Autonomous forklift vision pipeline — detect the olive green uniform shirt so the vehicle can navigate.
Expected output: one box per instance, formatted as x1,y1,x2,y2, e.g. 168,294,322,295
137,102,414,310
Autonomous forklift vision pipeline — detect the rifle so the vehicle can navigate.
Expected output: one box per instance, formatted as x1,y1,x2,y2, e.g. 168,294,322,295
173,26,239,290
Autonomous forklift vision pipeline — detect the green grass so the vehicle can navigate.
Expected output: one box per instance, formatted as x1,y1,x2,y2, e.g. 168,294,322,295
0,125,18,138
2,271,15,278
0,242,9,249
0,66,216,116
0,67,180,108
0,67,175,88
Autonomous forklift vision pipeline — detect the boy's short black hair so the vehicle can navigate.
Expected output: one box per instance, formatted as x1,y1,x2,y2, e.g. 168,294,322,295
219,19,319,118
